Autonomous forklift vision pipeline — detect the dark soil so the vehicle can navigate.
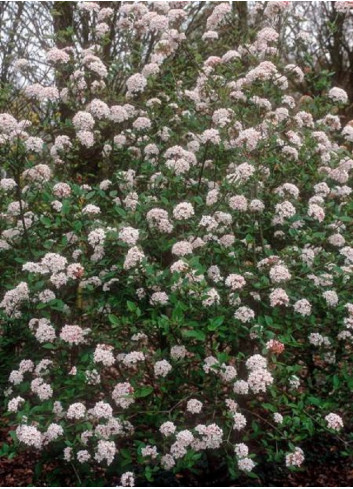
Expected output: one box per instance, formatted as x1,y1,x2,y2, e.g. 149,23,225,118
1,424,353,487
1,453,353,487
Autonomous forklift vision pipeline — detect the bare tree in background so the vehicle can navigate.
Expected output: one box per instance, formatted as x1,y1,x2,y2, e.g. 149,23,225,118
287,2,353,119
2,2,353,123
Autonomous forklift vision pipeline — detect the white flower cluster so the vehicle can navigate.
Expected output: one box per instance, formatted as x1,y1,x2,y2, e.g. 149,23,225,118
325,413,343,430
0,282,29,318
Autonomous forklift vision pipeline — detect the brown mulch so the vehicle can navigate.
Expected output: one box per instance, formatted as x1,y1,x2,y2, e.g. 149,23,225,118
1,453,353,487
273,464,353,487
288,472,353,487
1,421,353,487
0,452,41,487
0,421,53,487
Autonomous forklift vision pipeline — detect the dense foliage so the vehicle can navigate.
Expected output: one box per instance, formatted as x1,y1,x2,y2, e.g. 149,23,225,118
1,2,353,486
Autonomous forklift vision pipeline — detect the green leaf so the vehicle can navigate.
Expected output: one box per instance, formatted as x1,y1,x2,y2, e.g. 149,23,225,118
126,301,136,313
333,375,340,389
336,216,351,223
62,200,71,215
262,402,276,412
264,315,273,326
9,430,16,441
135,386,153,398
120,448,132,466
40,216,51,227
115,206,127,218
73,220,82,232
182,329,206,341
172,302,185,322
208,316,224,331
120,448,132,460
0,443,9,455
307,396,321,406
108,314,119,326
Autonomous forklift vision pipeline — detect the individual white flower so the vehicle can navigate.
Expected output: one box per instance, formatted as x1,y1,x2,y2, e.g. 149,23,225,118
233,412,247,430
16,425,42,449
293,299,312,316
173,202,195,220
67,402,86,420
273,412,283,424
238,457,256,472
285,447,305,467
234,306,255,323
154,360,172,377
112,382,134,409
269,264,291,283
126,73,147,94
186,399,203,414
328,87,348,104
325,413,343,431
225,274,246,291
160,421,176,437
234,443,249,458
121,472,135,487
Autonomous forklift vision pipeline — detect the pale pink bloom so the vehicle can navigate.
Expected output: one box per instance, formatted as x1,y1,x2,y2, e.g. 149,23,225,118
308,203,325,222
286,447,305,467
60,325,88,345
293,299,312,316
16,425,42,449
202,288,220,307
186,399,203,414
121,472,135,487
77,450,91,463
112,382,134,409
269,288,289,307
161,454,176,470
325,413,344,430
8,396,25,413
234,306,255,323
233,412,247,430
126,73,147,94
248,369,274,393
141,445,158,459
160,421,176,437
235,443,249,458
94,440,116,466
94,344,115,367
328,87,348,104
67,402,86,420
173,202,195,220
172,241,193,257
154,360,172,377
238,457,256,472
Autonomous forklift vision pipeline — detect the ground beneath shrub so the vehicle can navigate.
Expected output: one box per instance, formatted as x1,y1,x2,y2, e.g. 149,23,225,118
1,453,353,487
1,425,353,487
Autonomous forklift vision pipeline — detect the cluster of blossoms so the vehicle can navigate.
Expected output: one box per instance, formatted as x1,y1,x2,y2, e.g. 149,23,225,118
325,413,344,431
285,447,305,468
234,443,256,472
0,282,29,317
1,1,353,486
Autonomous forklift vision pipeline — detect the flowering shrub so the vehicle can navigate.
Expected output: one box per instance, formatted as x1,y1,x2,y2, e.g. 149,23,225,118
1,1,353,486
